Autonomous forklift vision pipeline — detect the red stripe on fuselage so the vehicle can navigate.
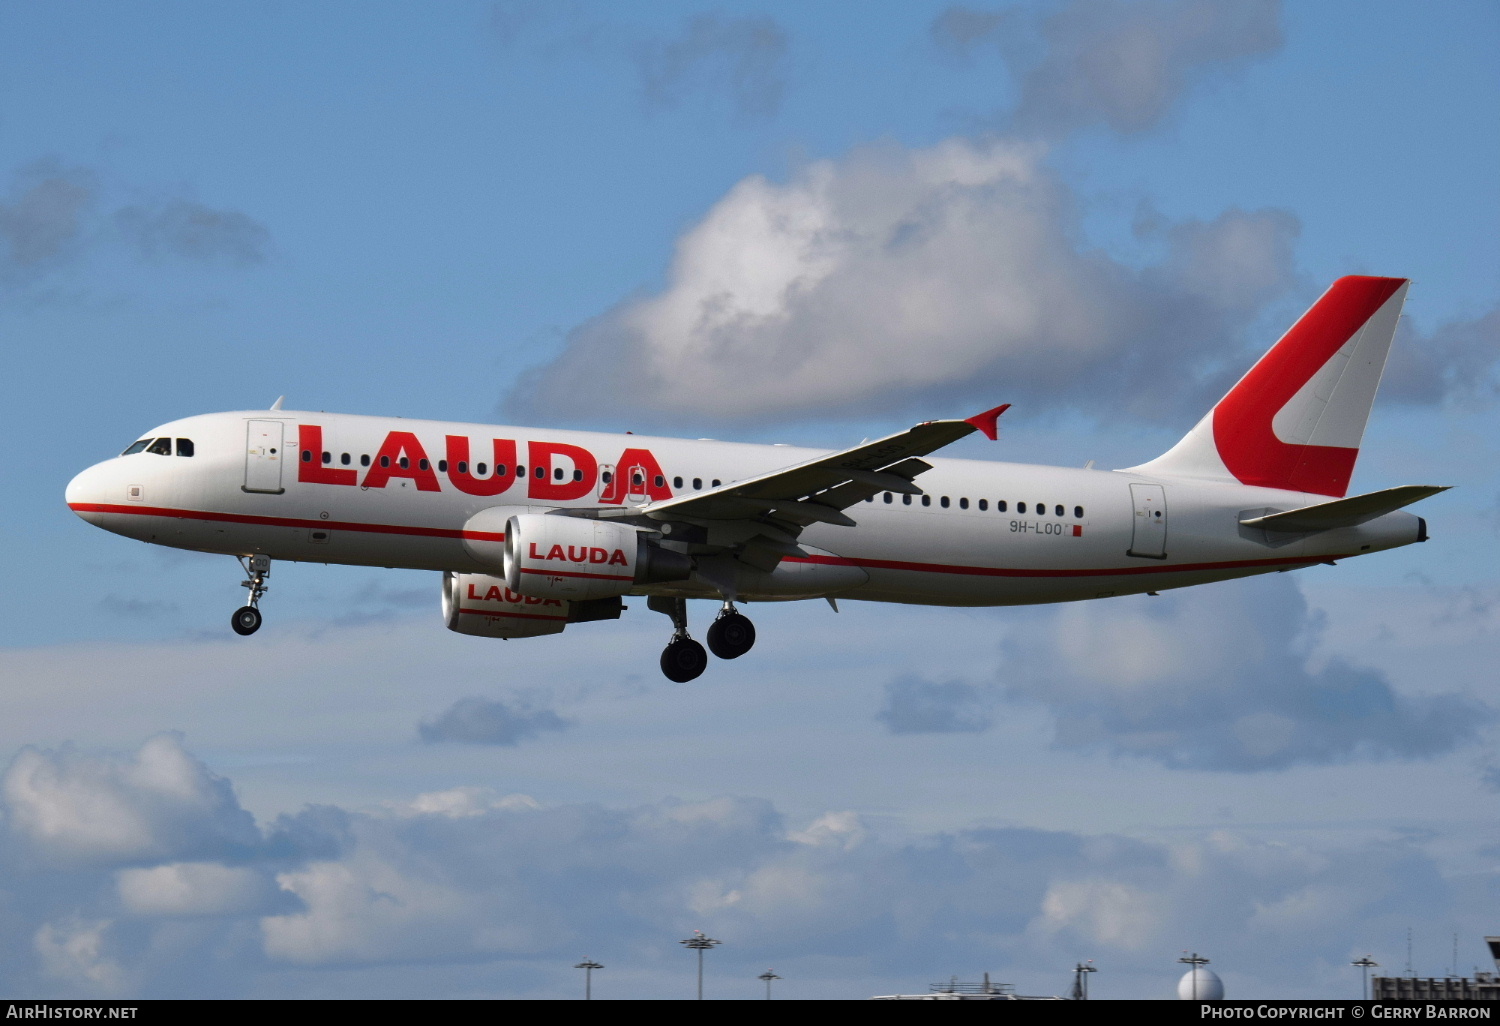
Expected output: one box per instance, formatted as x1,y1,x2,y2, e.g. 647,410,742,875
782,553,1331,578
71,503,1336,581
67,502,506,543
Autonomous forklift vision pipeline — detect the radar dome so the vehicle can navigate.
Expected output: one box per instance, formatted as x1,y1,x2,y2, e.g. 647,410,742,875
1177,966,1224,1000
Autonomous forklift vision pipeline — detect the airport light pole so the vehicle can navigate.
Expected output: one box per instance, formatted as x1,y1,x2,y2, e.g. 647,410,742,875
680,930,721,1000
1352,957,1379,1000
1071,961,1097,1000
1179,953,1210,1001
574,959,603,1000
758,968,781,1000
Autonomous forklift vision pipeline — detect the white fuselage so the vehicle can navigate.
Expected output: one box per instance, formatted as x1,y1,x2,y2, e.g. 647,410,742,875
65,410,1424,608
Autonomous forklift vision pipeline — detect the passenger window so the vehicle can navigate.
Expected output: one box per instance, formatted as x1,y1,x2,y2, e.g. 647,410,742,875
883,492,892,504
437,460,447,472
535,466,545,479
516,465,525,477
301,450,313,463
322,451,331,464
573,469,583,482
978,499,988,511
148,438,172,456
477,463,487,476
903,493,912,505
921,495,931,507
419,459,430,471
654,475,665,488
1055,504,1064,516
380,456,390,468
399,457,409,469
674,476,684,489
712,479,721,487
497,464,508,477
1074,506,1084,518
554,467,564,480
341,453,350,465
632,474,643,486
122,439,152,456
940,496,950,508
693,478,702,490
457,461,468,474
361,455,370,467
601,470,612,484
176,438,194,457
959,497,968,509
1017,502,1026,513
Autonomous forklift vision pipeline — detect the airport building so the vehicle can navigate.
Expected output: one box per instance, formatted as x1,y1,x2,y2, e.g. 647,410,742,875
1371,937,1500,1001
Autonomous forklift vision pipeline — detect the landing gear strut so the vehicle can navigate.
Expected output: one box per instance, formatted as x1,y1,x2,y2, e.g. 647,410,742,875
706,602,755,660
649,596,707,682
231,554,270,636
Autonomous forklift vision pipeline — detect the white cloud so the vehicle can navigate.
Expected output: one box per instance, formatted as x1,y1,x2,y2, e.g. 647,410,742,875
999,574,1492,770
0,734,1488,997
391,787,540,819
1008,0,1283,136
638,14,789,121
508,0,1297,430
418,695,570,747
116,861,272,917
34,917,125,993
508,136,1297,428
2,733,259,864
1038,877,1163,950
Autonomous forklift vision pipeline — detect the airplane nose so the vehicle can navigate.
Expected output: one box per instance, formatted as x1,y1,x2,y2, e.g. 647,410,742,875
66,462,109,525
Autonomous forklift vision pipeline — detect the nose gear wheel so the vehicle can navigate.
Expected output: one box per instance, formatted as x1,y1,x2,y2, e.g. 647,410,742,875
232,554,271,636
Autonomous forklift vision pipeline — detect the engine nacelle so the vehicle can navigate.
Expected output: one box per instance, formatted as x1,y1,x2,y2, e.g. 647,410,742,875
442,571,570,638
442,572,626,639
502,514,692,600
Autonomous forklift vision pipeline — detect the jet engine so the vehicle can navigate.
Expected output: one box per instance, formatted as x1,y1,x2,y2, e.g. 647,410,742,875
502,514,692,600
442,571,623,639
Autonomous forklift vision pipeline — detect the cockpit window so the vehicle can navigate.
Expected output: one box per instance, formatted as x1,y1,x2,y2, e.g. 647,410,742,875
147,438,173,456
121,439,152,456
176,438,194,457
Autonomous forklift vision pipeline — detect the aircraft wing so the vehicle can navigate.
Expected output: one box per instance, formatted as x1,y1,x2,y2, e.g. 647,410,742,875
636,404,1010,532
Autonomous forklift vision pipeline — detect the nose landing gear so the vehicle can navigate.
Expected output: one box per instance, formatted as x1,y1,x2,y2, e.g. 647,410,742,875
231,554,270,636
649,596,708,682
706,603,755,660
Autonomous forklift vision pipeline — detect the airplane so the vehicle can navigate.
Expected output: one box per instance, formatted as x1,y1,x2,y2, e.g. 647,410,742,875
66,275,1446,681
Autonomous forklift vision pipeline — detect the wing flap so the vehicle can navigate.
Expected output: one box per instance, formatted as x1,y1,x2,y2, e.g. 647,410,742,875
1239,485,1448,532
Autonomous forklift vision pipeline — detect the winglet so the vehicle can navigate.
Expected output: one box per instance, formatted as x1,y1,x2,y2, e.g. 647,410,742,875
964,403,1011,441
270,396,285,411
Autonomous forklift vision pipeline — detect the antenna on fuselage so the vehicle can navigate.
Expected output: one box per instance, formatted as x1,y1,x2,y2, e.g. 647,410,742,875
269,396,285,411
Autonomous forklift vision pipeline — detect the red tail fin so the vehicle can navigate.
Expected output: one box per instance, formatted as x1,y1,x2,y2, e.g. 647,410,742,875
1129,276,1409,497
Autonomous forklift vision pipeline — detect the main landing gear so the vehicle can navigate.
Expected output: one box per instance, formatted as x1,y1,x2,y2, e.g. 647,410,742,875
707,602,756,660
649,597,757,681
231,554,270,636
650,597,707,682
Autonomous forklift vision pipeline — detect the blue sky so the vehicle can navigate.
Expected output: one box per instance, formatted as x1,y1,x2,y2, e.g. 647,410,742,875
1,0,1497,999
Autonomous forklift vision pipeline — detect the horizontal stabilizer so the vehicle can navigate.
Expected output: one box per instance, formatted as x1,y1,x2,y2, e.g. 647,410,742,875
1240,485,1449,533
